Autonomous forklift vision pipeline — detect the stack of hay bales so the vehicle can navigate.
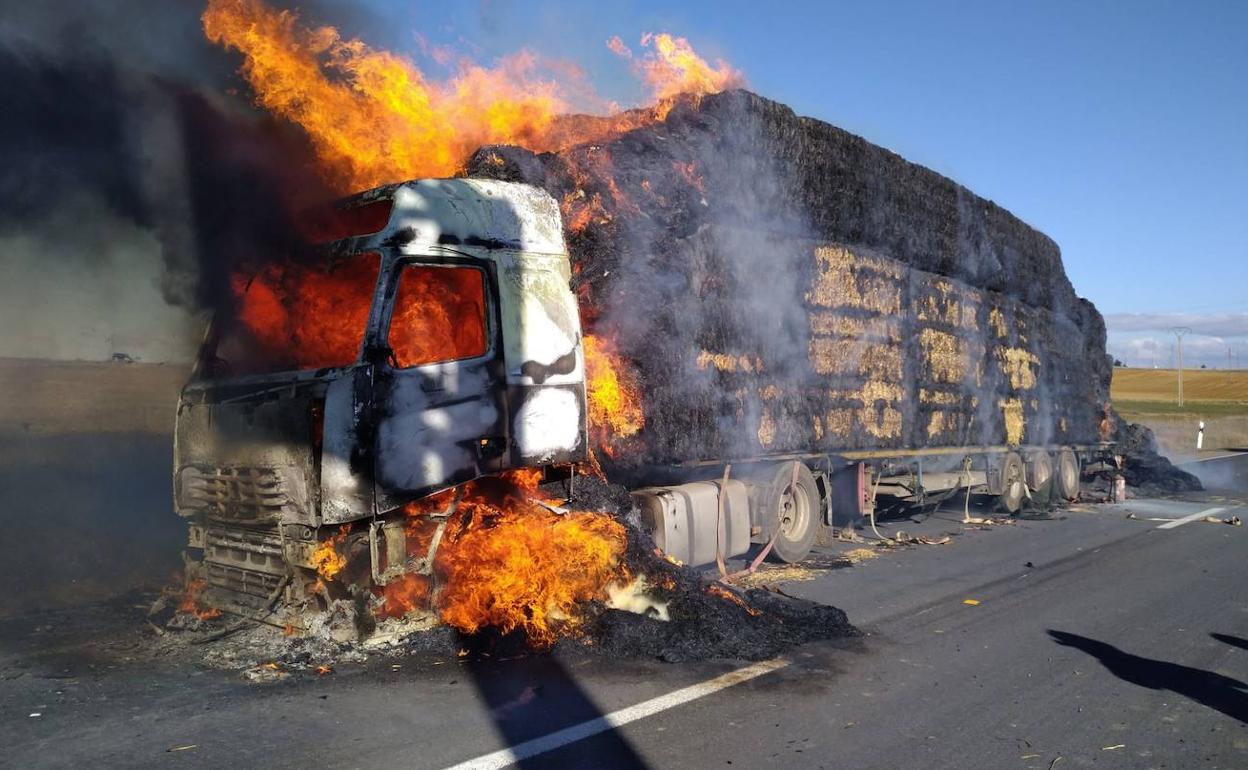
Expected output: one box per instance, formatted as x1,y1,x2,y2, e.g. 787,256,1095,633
467,89,1111,466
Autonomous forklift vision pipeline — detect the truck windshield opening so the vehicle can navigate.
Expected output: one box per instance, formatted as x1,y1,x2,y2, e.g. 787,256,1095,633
210,251,381,377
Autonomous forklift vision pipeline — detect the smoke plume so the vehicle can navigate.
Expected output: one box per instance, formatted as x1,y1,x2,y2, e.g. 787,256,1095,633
0,1,334,361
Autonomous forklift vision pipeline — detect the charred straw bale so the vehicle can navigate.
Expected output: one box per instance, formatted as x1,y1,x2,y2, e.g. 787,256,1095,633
1111,419,1201,493
467,90,1113,465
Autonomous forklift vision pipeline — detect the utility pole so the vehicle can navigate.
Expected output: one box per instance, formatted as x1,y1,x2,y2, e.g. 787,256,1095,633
1172,327,1192,406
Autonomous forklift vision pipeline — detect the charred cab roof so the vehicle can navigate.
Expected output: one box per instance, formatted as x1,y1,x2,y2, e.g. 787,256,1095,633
312,178,567,256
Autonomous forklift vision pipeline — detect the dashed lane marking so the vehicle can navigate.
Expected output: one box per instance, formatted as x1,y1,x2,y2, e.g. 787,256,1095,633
440,658,790,770
1156,507,1227,530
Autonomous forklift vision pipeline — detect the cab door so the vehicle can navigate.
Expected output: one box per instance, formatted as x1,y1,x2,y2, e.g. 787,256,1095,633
371,257,509,512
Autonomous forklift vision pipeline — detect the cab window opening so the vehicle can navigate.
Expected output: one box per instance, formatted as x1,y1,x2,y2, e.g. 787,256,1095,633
387,263,489,368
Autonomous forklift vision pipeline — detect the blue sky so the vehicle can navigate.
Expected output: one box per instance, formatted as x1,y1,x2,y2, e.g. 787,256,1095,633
355,0,1246,367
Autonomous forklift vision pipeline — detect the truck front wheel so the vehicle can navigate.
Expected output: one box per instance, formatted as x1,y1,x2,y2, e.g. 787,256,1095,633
766,462,819,564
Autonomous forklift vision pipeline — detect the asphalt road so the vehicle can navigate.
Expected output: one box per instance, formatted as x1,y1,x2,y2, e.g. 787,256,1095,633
3,459,1246,770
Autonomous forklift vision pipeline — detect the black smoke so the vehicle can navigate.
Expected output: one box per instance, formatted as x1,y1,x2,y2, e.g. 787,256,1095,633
0,0,335,326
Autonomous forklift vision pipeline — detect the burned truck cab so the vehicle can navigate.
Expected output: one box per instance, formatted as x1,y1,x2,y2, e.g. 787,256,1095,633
174,179,587,615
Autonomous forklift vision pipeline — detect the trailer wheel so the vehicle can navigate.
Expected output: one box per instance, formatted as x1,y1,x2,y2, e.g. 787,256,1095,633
1024,450,1054,504
766,462,819,564
1054,448,1080,501
997,452,1027,514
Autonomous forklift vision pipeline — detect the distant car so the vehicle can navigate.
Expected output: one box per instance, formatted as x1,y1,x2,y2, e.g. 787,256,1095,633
111,353,135,364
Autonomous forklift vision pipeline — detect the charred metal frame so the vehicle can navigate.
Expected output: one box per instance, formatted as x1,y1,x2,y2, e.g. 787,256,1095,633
174,180,590,616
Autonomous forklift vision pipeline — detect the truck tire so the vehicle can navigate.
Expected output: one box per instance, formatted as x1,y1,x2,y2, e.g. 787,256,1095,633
1054,448,1080,501
765,462,819,564
1024,450,1054,504
997,452,1027,514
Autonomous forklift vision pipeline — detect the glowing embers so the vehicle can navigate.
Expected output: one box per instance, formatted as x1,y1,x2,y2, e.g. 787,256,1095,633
225,251,380,374
559,146,637,236
388,264,487,368
582,335,645,457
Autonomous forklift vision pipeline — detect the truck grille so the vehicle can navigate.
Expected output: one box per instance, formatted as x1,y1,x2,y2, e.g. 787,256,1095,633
177,465,306,523
202,523,287,608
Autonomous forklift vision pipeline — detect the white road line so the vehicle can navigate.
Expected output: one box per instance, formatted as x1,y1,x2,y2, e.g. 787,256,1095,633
1157,507,1226,530
1180,452,1247,464
440,658,790,770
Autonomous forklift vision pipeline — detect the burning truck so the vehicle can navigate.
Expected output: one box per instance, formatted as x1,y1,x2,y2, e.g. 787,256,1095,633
175,113,1115,637
171,1,1130,643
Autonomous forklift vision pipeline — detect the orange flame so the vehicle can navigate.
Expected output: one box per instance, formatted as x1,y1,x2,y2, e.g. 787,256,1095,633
229,252,380,372
311,525,351,581
203,0,570,190
378,573,432,619
434,476,627,646
388,265,488,368
377,473,626,643
559,146,641,236
228,255,490,373
1099,402,1115,443
203,0,742,192
673,160,707,194
583,334,644,457
178,578,223,620
610,33,745,102
707,583,762,616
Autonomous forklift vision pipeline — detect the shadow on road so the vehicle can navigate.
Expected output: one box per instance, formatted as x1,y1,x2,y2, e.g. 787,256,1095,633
459,633,649,769
1210,632,1248,653
1049,630,1247,723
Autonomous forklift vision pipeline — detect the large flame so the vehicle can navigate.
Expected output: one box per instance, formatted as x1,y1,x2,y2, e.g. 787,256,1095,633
374,470,628,646
204,0,567,190
608,33,744,102
583,334,645,456
229,252,380,371
228,256,489,373
202,0,742,192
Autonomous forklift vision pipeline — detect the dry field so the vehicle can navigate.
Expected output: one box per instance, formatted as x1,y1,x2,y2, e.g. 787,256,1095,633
1111,367,1248,460
0,358,189,437
1112,367,1248,405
